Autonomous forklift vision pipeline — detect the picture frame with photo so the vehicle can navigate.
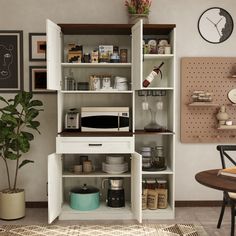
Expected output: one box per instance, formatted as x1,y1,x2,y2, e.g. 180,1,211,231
0,30,23,92
29,66,55,93
29,33,46,61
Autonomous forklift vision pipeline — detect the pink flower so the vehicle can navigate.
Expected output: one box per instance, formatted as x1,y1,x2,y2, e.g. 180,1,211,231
125,0,151,14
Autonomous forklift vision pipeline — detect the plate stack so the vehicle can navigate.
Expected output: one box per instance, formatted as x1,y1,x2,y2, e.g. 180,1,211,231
102,156,128,174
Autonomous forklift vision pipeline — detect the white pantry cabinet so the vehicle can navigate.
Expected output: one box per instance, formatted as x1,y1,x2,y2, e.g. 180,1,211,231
46,19,176,223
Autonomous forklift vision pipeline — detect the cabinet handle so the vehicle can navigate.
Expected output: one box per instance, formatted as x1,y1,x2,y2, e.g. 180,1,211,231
88,143,102,147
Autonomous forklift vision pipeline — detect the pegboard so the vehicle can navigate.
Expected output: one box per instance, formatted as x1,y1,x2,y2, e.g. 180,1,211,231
181,57,236,143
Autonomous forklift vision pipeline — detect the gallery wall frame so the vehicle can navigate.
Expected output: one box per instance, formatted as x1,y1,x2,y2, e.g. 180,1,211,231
0,30,23,93
29,33,46,61
29,66,55,94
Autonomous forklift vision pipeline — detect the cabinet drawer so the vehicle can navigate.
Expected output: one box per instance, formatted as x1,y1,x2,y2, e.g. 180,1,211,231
56,136,134,154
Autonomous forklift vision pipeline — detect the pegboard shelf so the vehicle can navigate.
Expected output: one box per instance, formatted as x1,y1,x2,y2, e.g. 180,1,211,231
181,57,236,143
188,102,219,107
227,103,236,106
227,76,236,79
217,125,236,130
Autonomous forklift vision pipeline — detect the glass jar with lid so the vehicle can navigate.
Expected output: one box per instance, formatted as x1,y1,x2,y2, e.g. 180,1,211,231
141,146,152,170
146,178,157,189
153,145,166,170
156,179,168,209
156,179,167,189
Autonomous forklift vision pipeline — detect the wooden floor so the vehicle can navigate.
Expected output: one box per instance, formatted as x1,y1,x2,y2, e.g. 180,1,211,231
0,207,234,235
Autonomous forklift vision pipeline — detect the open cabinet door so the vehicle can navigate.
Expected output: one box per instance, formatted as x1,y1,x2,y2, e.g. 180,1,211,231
131,152,142,223
46,19,62,90
48,153,62,224
131,20,143,90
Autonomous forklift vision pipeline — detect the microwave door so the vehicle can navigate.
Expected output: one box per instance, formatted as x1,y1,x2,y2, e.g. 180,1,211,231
81,113,119,131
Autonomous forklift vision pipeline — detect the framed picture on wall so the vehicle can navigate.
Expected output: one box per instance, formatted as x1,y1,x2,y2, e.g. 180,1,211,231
0,30,23,92
29,33,46,61
29,66,55,93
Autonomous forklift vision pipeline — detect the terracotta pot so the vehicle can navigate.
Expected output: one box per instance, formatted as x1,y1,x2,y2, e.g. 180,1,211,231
0,189,25,220
129,14,149,24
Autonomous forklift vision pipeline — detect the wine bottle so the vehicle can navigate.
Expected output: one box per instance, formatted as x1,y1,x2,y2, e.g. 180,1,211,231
143,62,164,87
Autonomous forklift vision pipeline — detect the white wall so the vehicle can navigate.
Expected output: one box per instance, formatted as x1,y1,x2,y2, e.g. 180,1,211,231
0,0,235,201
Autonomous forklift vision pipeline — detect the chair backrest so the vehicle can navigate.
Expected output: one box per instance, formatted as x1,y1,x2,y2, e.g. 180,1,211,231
217,145,236,169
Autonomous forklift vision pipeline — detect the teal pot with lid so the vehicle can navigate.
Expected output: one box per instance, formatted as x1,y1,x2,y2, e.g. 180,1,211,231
70,184,100,211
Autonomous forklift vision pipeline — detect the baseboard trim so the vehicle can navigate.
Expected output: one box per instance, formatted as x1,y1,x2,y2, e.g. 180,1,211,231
175,201,222,207
26,202,48,208
25,201,222,208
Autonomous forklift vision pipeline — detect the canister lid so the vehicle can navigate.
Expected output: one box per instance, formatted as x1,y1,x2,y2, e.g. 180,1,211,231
141,146,151,152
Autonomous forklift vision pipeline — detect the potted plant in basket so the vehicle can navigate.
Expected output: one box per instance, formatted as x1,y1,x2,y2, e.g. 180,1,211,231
125,0,152,24
0,91,43,220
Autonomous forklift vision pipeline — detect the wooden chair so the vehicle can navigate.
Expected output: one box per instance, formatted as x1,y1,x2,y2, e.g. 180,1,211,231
217,145,236,236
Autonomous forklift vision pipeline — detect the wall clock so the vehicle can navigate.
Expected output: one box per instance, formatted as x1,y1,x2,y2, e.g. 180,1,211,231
198,7,234,43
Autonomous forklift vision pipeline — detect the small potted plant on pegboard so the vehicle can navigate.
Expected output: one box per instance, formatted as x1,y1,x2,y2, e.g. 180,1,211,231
125,0,152,24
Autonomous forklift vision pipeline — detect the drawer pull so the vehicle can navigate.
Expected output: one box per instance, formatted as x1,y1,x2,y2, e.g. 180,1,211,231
88,143,103,147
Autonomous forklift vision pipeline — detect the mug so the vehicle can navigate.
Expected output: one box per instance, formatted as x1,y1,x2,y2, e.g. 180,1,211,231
74,164,82,173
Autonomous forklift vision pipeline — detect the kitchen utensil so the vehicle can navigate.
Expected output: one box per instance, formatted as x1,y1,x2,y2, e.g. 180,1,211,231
65,108,80,129
102,178,125,207
69,184,100,211
102,177,124,190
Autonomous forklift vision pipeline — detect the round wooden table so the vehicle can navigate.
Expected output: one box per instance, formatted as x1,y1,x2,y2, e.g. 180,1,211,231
195,169,236,193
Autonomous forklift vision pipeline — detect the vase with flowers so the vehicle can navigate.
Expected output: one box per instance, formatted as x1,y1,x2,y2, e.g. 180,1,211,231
125,0,152,24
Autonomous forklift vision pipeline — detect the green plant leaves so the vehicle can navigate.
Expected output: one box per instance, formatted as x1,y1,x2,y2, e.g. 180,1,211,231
21,132,34,141
28,100,43,108
1,113,18,125
0,96,8,104
4,151,19,160
19,159,34,169
25,108,39,122
0,91,43,190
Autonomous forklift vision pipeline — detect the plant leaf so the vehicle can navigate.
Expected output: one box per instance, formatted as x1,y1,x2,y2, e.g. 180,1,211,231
1,105,18,114
4,151,19,160
27,120,40,130
28,100,43,108
11,136,30,153
0,96,8,104
19,159,34,169
21,131,34,141
1,113,18,125
25,108,39,122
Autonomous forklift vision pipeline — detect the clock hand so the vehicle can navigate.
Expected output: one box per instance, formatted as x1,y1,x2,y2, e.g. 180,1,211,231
215,26,222,37
206,17,216,26
216,17,223,26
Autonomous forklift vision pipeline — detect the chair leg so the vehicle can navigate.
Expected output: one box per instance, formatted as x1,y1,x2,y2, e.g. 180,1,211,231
217,197,226,228
230,202,235,236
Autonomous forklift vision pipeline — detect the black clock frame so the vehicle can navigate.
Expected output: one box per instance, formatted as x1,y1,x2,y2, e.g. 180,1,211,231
198,7,234,44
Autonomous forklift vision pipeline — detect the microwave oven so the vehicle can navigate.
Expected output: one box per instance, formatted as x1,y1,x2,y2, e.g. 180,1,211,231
81,107,129,132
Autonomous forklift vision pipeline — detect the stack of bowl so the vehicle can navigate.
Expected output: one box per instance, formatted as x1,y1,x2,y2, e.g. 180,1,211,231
102,156,128,174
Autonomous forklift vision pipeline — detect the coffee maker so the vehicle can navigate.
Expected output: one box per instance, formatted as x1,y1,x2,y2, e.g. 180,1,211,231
102,177,125,207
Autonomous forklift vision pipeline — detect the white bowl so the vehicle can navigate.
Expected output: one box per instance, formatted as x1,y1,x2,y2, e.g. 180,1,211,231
106,156,124,164
102,162,128,174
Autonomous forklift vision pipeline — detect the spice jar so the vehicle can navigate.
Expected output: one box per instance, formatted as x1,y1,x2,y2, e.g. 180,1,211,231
156,179,168,209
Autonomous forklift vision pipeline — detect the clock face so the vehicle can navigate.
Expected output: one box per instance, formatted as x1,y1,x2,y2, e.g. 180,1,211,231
198,7,234,43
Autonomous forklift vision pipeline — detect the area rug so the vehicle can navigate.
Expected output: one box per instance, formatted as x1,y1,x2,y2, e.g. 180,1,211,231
0,224,208,236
